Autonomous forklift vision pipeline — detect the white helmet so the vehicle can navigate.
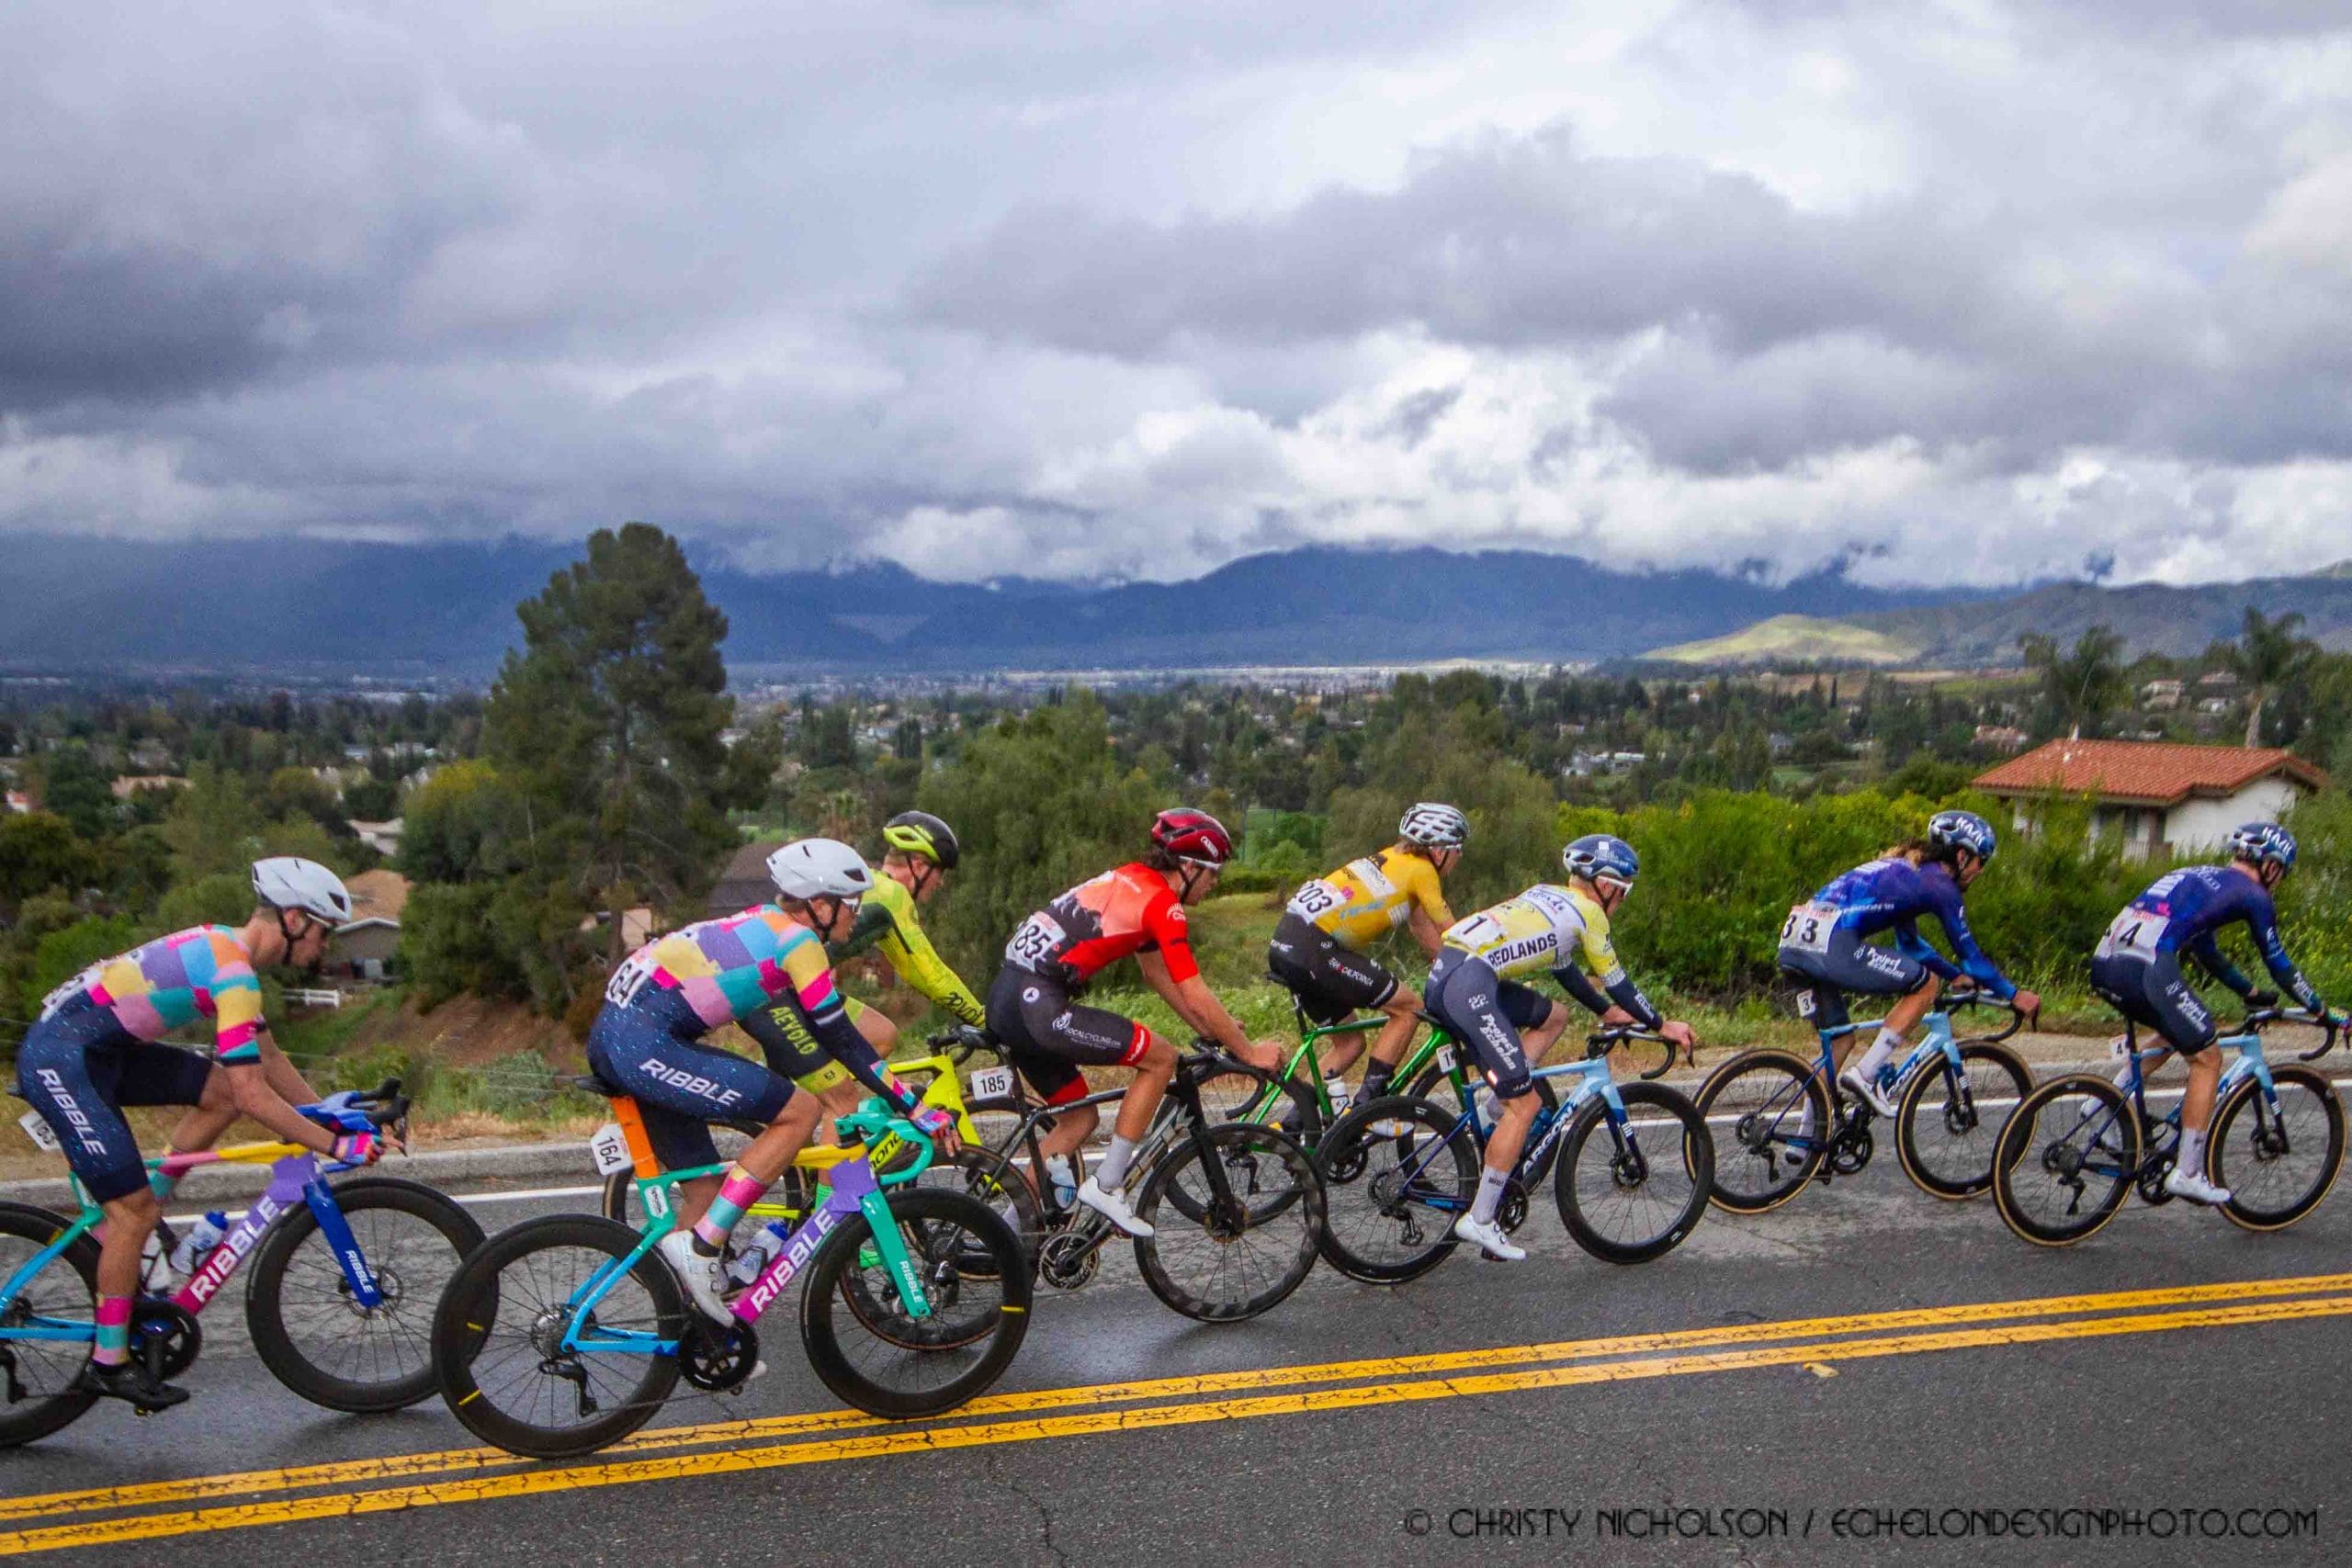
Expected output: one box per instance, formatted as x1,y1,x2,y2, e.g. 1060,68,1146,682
1398,802,1469,850
252,856,353,925
766,838,874,901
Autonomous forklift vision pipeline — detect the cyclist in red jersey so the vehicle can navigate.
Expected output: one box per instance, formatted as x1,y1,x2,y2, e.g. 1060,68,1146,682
987,807,1278,1236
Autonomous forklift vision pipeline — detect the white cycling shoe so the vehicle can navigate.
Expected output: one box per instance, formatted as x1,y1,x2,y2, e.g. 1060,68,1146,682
1838,1068,1900,1120
658,1231,736,1324
1077,1176,1155,1238
1453,1213,1526,1262
2164,1168,2233,1207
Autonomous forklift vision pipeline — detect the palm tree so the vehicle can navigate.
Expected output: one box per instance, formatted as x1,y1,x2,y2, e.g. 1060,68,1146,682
2226,607,2316,748
2018,626,2127,739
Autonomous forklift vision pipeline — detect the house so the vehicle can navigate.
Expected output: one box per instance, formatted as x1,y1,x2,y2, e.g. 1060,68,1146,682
333,868,410,976
1973,740,2329,860
2140,680,2185,711
349,818,403,857
707,840,786,918
4,791,30,815
109,774,188,800
1973,725,2030,753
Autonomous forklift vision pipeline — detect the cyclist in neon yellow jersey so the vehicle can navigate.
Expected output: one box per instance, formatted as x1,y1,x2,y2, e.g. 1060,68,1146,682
1424,834,1697,1261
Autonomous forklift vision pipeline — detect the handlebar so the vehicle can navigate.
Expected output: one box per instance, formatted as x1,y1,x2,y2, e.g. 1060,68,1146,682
928,1026,1000,1066
2274,1009,2346,1064
1583,1029,1680,1080
303,1077,411,1153
1939,987,2029,1044
835,1098,941,1180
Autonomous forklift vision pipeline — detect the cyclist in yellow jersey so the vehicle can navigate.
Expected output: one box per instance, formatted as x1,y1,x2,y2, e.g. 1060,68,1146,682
1424,833,1697,1261
1270,804,1466,1103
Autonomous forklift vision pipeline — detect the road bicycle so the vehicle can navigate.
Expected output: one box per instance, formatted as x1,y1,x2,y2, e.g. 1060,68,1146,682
1696,987,2030,1213
0,1080,478,1445
1312,1027,1713,1283
1992,1007,2344,1247
433,1098,1029,1459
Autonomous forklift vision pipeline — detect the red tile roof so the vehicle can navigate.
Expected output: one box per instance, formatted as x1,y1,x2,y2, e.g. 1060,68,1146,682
1974,739,2329,807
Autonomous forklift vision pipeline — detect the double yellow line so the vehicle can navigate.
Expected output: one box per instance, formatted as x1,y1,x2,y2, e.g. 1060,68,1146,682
10,1270,2352,1555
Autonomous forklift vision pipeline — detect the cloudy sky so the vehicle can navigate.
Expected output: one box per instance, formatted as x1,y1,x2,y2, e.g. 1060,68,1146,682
6,0,2352,588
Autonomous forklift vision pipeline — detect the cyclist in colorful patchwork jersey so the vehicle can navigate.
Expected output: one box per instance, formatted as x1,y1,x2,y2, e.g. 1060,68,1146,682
585,839,955,1323
1775,809,2040,1120
1423,834,1697,1261
2089,823,2341,1207
12,858,380,1412
1269,803,1465,1104
986,807,1280,1238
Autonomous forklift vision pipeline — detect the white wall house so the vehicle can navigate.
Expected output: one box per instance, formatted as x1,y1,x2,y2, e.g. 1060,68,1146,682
1974,740,2329,860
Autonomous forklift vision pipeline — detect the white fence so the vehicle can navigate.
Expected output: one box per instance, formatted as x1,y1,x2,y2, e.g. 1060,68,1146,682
285,987,343,1010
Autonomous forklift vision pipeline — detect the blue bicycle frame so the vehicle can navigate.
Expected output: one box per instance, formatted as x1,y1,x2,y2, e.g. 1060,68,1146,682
1388,1054,1637,1217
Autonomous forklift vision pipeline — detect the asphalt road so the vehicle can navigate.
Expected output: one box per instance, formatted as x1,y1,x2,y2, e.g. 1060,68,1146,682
6,1139,2350,1567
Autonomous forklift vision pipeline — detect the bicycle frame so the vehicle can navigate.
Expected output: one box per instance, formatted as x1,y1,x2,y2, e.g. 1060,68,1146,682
1382,1051,1637,1218
2069,1022,2282,1178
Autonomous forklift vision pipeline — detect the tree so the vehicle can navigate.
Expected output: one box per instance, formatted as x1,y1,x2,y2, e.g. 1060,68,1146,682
0,812,92,915
481,523,738,988
34,744,115,840
2226,607,2317,748
2018,625,2128,739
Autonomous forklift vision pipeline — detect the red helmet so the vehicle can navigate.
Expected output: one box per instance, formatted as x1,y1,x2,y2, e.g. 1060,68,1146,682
1150,807,1234,865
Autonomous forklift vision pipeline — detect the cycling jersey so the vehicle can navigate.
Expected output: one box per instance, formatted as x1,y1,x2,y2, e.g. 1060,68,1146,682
1285,848,1453,951
1002,863,1197,987
2095,864,2324,1014
1782,858,2018,1000
40,925,268,1066
830,874,985,1028
605,906,842,1031
1442,884,1661,1028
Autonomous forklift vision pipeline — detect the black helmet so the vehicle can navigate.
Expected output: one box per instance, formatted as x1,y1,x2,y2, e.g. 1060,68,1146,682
882,810,961,870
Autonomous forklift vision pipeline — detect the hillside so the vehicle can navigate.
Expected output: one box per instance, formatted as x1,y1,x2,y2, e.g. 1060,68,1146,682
1648,615,1921,666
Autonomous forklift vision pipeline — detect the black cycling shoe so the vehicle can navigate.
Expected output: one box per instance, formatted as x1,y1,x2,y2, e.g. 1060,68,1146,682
76,1359,190,1414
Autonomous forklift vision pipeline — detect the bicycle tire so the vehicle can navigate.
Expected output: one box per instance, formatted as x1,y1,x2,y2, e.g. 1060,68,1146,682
246,1176,484,1414
841,1148,1047,1345
1554,1084,1713,1264
1991,1075,2141,1247
800,1188,1030,1418
1693,1049,1828,1213
434,1213,684,1459
2212,1065,2345,1233
1894,1042,2031,1201
1165,1062,1320,1227
1312,1096,1476,1283
0,1201,100,1447
1134,1122,1325,1321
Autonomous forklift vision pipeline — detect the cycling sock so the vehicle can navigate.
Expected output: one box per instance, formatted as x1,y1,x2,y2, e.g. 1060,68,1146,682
1096,1136,1139,1192
2177,1126,2208,1173
1471,1166,1510,1225
93,1294,133,1367
1855,1031,1901,1083
694,1164,770,1253
1361,1062,1395,1100
149,1154,182,1202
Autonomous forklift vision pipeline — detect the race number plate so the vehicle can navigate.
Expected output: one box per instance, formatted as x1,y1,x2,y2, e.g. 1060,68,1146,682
1794,989,1818,1019
2095,908,2168,962
1434,1044,1457,1072
17,1111,61,1153
604,949,658,1007
587,1122,634,1176
1779,902,1839,955
967,1066,1014,1100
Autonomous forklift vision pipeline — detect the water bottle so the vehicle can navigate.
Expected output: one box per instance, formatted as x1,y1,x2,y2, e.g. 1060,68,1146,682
1324,1077,1353,1117
139,1229,171,1291
167,1212,230,1279
1472,1084,1498,1130
726,1220,793,1288
1042,1155,1078,1210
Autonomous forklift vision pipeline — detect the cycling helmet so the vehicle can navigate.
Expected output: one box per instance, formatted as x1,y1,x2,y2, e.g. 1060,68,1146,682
1563,833,1640,887
251,857,353,926
766,838,875,900
1398,802,1470,850
881,810,961,870
1928,809,1998,863
1150,807,1235,865
2227,821,2298,872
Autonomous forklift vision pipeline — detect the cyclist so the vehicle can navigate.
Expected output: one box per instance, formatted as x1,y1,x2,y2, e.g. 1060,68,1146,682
585,838,954,1323
1776,809,2039,1120
987,807,1279,1237
1269,803,1466,1105
749,810,985,1118
1424,834,1697,1261
11,858,381,1412
2089,822,2340,1206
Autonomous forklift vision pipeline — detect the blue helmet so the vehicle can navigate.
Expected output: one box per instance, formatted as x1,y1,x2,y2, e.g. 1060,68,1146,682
1928,809,1997,863
1564,833,1640,887
2227,821,2297,872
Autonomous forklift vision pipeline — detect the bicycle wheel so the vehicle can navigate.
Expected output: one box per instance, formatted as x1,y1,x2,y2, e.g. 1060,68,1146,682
842,1149,1046,1345
434,1214,684,1459
800,1188,1030,1418
1165,1064,1320,1227
1555,1084,1713,1264
245,1177,484,1414
913,1145,1046,1269
1314,1096,1476,1283
1135,1123,1325,1321
0,1202,99,1447
2212,1065,2346,1233
1992,1075,2141,1247
1693,1049,1827,1213
1894,1043,2032,1201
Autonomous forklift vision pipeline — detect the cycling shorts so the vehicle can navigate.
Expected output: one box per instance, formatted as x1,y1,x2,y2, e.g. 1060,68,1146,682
1266,911,1399,1026
984,965,1151,1108
2090,953,2218,1056
14,992,214,1202
585,987,792,1171
1424,949,1550,1100
1778,935,1928,1033
754,995,878,1095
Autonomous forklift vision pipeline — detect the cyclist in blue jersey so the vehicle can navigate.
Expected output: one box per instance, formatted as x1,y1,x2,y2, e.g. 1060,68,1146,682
2089,822,2342,1206
1776,810,2041,1119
